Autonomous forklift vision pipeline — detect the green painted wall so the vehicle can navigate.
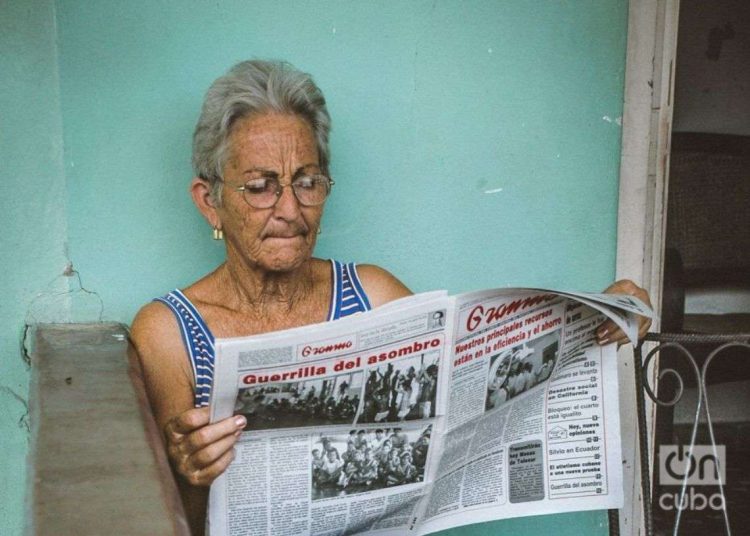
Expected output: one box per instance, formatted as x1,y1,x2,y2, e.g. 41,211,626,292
0,0,70,533
56,0,627,322
3,0,628,533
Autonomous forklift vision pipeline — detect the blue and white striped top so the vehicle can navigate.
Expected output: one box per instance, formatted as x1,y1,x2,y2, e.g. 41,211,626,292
155,260,372,407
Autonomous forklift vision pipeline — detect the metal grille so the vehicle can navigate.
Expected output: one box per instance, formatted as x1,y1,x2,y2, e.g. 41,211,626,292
633,333,750,536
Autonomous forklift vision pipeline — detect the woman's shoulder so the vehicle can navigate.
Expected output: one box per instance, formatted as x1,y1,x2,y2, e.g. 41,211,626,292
350,263,412,308
132,295,178,324
130,299,186,362
130,282,209,370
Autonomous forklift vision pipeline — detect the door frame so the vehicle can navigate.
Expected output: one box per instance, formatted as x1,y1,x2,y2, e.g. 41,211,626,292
615,0,680,534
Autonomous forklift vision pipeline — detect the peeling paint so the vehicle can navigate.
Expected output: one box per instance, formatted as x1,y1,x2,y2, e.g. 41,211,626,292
21,324,32,367
602,115,622,127
484,187,504,194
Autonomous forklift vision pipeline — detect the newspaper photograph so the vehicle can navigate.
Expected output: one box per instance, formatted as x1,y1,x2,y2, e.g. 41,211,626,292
207,288,652,536
208,296,450,536
311,425,433,501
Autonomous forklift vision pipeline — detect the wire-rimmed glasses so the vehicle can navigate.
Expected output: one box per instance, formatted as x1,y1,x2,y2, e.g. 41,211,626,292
234,174,334,209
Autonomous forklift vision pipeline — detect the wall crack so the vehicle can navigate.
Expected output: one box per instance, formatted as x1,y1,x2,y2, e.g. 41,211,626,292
0,385,30,436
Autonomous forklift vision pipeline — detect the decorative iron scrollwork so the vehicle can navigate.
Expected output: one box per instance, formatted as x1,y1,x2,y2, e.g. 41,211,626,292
634,333,750,536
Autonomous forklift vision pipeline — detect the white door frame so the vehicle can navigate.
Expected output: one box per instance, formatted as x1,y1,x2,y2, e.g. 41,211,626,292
616,0,680,534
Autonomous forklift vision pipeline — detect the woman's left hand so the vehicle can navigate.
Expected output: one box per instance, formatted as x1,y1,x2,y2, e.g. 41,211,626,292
595,279,652,346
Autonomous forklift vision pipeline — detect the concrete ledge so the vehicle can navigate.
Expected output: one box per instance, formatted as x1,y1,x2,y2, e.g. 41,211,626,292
28,323,189,535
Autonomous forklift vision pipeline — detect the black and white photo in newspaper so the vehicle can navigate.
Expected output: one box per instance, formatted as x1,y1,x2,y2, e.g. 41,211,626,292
207,294,452,536
415,289,625,535
206,288,651,535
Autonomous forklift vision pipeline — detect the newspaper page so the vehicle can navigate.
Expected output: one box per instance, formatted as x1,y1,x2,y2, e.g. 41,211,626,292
208,294,453,536
207,289,651,536
417,289,625,534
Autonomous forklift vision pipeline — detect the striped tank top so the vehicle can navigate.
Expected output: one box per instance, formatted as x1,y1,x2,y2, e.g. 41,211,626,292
155,260,372,407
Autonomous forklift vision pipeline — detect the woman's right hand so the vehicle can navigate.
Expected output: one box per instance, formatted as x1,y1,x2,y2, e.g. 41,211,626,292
164,407,247,487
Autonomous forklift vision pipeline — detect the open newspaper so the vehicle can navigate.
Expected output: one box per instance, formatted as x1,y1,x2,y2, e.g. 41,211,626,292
208,288,653,536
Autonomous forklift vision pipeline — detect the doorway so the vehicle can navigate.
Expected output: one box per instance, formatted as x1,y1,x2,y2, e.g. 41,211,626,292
654,0,750,533
617,0,750,534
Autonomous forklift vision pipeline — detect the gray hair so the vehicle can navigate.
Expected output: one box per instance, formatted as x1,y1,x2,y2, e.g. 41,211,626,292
192,60,332,203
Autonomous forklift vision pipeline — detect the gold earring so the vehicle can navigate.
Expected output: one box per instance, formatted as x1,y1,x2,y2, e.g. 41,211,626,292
212,227,224,240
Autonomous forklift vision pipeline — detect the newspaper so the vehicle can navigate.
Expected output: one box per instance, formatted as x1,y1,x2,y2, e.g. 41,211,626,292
207,288,652,536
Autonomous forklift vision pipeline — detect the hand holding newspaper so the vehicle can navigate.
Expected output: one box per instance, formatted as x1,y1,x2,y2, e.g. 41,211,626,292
207,287,653,536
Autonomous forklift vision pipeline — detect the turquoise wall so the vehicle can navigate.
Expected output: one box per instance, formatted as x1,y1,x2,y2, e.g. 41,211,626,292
1,0,69,533
3,0,628,533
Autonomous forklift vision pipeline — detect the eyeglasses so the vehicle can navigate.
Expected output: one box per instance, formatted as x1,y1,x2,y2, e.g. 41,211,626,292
234,174,334,209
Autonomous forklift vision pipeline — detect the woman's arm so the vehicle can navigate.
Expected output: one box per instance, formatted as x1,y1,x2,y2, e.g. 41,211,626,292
130,301,245,535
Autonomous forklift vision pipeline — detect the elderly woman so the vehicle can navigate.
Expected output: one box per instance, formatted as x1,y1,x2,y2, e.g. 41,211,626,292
130,60,650,534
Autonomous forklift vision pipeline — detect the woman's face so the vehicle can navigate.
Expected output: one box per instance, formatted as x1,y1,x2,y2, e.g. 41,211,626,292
217,113,324,272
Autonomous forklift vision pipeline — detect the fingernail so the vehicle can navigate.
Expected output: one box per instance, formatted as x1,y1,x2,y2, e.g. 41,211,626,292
597,328,609,337
234,429,242,437
235,415,247,428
